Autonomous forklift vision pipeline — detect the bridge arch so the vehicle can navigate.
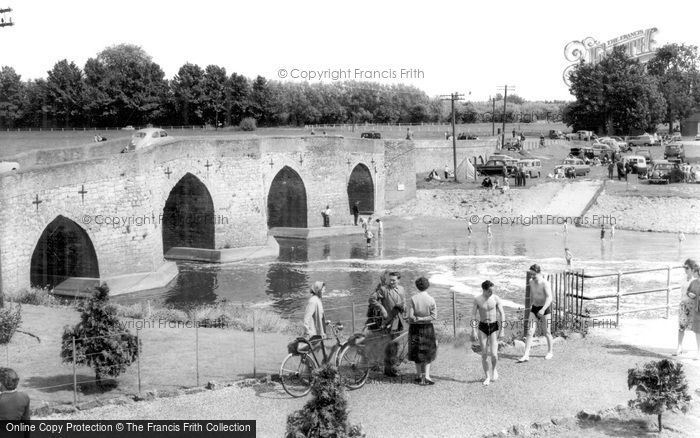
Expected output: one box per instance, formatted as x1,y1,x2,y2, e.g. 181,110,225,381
30,215,100,289
267,166,307,228
162,173,215,254
347,163,374,214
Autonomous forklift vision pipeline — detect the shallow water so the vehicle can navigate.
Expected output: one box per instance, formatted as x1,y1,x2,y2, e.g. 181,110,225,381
115,216,700,324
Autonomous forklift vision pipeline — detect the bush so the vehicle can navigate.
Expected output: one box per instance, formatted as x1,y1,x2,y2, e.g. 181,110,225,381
286,364,364,438
7,287,59,306
627,359,692,432
61,284,138,389
0,304,22,345
239,117,257,131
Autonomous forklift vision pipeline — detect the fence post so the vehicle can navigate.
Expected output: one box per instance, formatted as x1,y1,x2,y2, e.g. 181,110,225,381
351,303,356,333
195,318,200,387
72,337,77,406
253,311,257,379
136,329,141,394
616,271,622,327
665,265,671,319
452,291,457,338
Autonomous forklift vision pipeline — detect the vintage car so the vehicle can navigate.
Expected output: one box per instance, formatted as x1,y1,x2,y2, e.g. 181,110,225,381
569,147,594,159
122,128,170,153
647,160,682,184
549,130,566,139
566,130,596,141
457,132,479,140
554,158,590,176
477,159,518,177
609,136,630,151
622,155,648,178
518,159,542,178
636,148,652,164
360,131,381,139
595,137,621,152
627,133,659,147
590,143,615,158
664,143,685,162
503,137,522,151
488,155,519,168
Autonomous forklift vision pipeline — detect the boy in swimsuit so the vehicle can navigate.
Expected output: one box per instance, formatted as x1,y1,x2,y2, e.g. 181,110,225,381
471,280,505,386
517,264,553,362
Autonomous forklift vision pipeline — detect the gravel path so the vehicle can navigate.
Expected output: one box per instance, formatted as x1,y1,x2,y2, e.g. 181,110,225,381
43,335,698,437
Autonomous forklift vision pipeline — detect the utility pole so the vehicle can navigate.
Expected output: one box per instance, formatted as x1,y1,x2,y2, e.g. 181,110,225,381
491,97,496,136
497,85,515,148
440,92,465,182
0,7,13,27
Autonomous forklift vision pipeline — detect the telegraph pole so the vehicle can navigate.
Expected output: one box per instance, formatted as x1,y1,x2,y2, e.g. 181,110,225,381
0,7,13,27
491,97,496,136
440,92,465,182
497,85,515,148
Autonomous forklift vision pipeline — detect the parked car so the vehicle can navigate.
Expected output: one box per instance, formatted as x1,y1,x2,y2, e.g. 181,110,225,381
609,136,630,151
566,130,596,141
457,132,479,140
122,125,136,131
622,155,648,178
122,128,170,153
664,143,685,162
695,134,700,141
360,132,381,139
596,137,621,152
0,161,20,173
477,159,518,177
488,155,519,169
569,147,594,159
504,137,522,151
590,143,614,158
549,130,566,139
669,133,682,142
648,160,682,184
555,158,590,176
636,148,652,164
627,133,658,147
518,159,542,178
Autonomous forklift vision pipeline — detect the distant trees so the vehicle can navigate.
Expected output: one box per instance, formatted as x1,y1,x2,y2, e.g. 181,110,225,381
0,43,566,129
564,43,700,135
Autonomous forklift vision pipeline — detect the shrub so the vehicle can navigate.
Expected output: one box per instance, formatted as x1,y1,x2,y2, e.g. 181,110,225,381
61,284,139,389
627,359,692,432
7,287,58,306
285,364,364,438
0,304,22,345
239,117,257,131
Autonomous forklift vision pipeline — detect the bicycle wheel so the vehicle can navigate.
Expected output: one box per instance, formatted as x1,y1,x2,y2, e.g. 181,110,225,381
336,344,370,390
280,353,315,397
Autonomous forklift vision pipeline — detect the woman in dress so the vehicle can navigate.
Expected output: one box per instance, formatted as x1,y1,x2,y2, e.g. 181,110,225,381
408,276,437,385
675,259,698,356
686,262,700,360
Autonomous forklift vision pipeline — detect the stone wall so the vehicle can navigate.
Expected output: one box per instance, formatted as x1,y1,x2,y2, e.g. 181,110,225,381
412,140,496,173
384,140,416,209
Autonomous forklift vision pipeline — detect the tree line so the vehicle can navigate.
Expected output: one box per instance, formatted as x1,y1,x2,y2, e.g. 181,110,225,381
0,44,565,130
564,43,700,135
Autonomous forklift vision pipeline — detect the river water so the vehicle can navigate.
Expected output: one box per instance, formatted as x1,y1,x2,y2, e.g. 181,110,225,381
115,216,700,324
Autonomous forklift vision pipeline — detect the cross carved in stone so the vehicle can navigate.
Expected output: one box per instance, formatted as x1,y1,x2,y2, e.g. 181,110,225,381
32,194,43,212
164,167,173,179
78,185,88,203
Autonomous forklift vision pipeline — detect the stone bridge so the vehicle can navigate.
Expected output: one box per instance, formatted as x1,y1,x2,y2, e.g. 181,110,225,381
0,136,392,297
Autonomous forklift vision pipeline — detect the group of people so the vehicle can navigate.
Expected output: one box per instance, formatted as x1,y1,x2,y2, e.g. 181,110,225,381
675,258,700,359
302,263,556,387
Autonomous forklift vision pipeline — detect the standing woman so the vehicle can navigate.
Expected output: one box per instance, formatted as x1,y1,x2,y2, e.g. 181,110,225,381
675,259,698,356
303,281,327,360
686,262,700,360
408,277,437,385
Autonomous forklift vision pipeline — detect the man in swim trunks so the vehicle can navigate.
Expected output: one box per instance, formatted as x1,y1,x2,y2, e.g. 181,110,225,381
517,264,554,362
471,280,505,386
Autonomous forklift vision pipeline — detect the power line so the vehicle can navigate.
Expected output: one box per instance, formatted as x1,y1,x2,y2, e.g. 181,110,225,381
439,92,466,182
496,85,516,147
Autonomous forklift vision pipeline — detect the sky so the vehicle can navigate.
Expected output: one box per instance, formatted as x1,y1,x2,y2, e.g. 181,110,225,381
1,0,699,102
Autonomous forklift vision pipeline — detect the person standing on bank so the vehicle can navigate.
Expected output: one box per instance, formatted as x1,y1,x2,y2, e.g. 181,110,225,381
408,277,438,385
0,368,30,421
303,282,327,361
675,259,698,356
471,280,505,386
517,264,554,362
352,201,360,226
375,218,383,238
564,248,573,268
368,271,406,377
322,205,331,227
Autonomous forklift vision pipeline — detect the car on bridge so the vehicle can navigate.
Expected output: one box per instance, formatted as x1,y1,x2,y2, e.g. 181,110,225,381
549,130,566,139
360,132,381,139
122,128,170,153
0,161,20,173
457,132,479,140
554,158,590,176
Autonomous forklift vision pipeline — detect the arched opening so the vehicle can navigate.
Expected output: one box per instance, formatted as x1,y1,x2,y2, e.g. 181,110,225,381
30,216,99,289
347,163,375,214
162,173,215,254
267,166,308,228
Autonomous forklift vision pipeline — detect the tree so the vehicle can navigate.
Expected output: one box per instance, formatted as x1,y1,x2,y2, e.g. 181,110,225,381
286,364,364,438
171,63,205,125
647,44,700,132
83,44,167,127
565,46,666,134
226,73,250,125
61,285,138,389
627,359,691,433
46,60,84,127
0,66,25,129
201,65,228,127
